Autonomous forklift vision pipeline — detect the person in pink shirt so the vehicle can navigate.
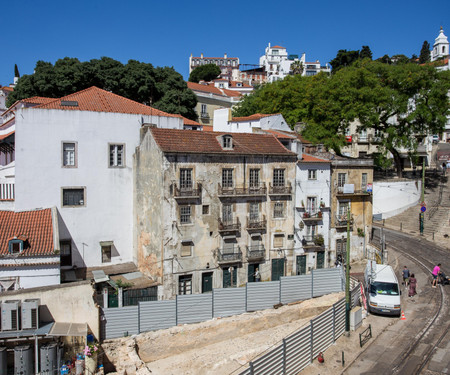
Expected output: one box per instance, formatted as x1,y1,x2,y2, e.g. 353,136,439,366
432,263,441,288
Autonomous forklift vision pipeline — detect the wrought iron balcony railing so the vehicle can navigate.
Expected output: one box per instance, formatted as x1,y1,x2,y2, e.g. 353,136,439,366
172,183,202,199
246,245,265,260
218,183,267,197
269,182,292,196
218,217,241,232
217,245,242,263
246,215,266,231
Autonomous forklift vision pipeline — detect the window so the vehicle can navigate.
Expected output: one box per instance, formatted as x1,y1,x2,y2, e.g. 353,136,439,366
222,135,233,149
8,240,23,254
222,203,233,224
359,129,367,141
337,173,347,188
273,234,284,248
249,202,260,222
338,200,350,219
62,142,76,167
273,169,285,187
273,201,285,218
222,168,233,188
307,197,317,213
181,241,193,257
249,169,260,188
308,169,317,180
362,173,368,191
180,168,193,190
109,144,125,167
60,240,72,267
201,104,207,114
102,245,112,263
62,188,85,207
179,275,192,295
180,205,192,224
202,205,209,215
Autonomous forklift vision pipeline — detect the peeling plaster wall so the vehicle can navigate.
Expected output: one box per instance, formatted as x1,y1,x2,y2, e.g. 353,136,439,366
135,135,297,299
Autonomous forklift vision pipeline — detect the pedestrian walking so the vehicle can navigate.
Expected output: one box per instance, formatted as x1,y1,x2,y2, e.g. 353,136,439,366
402,266,410,287
432,263,441,288
254,268,261,282
443,162,447,176
409,273,417,297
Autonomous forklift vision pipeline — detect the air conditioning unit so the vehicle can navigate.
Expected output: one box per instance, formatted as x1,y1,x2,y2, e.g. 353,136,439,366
1,300,20,331
21,299,40,330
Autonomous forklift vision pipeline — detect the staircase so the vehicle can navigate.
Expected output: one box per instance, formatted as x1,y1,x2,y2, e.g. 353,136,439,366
377,173,450,249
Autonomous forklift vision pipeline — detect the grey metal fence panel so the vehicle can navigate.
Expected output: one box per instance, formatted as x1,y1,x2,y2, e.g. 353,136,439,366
238,367,251,375
280,275,312,304
102,306,139,339
333,299,346,338
139,300,176,332
351,283,361,308
247,281,280,312
213,287,246,318
251,344,284,375
312,268,344,297
285,324,312,374
311,307,334,358
177,294,213,325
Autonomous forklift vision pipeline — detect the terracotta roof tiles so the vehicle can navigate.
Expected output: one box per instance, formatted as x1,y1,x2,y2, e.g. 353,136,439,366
0,209,55,256
231,113,278,122
300,153,330,163
0,131,14,141
150,128,296,156
187,82,241,98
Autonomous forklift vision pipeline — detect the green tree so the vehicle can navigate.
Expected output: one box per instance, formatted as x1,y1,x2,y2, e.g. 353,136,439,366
14,64,20,78
234,61,450,176
290,60,304,75
188,64,221,83
6,57,197,120
419,41,431,64
359,46,373,60
330,49,361,72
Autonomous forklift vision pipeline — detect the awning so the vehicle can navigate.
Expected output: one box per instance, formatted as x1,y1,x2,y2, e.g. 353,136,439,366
49,322,88,337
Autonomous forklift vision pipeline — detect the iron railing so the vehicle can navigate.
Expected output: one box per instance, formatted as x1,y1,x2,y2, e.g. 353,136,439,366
247,215,266,231
218,183,267,197
246,245,265,260
218,217,241,232
172,183,202,198
269,182,292,195
217,246,242,263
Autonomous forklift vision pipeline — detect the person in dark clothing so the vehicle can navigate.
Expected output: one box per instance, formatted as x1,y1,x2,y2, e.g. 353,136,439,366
402,266,410,287
409,273,417,297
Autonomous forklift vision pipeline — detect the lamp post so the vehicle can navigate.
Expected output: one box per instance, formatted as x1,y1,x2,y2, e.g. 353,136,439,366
345,208,351,333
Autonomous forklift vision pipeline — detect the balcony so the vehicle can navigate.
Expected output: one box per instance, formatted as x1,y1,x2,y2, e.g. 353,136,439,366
218,183,267,198
301,235,325,249
218,217,241,233
302,211,323,222
217,245,242,263
172,183,202,199
269,182,292,196
246,215,267,231
246,245,265,260
0,183,15,201
336,185,372,196
200,112,210,119
335,214,353,228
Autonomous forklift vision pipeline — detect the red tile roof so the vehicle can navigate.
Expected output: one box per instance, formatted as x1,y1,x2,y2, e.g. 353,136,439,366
21,96,55,105
150,128,297,156
202,125,214,132
231,113,278,122
264,129,296,139
300,153,330,163
271,45,286,49
34,86,179,117
182,117,201,126
228,81,252,88
187,82,241,98
0,131,14,141
191,56,238,60
1,86,13,92
0,209,55,256
0,117,15,130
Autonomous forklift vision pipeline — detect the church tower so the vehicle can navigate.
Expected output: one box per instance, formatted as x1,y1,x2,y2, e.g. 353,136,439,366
431,27,449,61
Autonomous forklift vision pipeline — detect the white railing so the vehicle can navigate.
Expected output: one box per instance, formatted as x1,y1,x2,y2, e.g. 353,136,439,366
0,183,15,200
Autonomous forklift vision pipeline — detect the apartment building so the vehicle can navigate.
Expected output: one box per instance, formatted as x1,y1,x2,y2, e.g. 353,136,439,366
135,128,297,299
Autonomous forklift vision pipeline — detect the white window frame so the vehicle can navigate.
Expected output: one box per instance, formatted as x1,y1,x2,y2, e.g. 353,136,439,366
308,169,317,180
62,141,77,168
109,143,125,168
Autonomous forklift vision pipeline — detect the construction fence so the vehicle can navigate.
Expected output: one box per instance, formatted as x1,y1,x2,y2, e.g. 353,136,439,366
101,268,345,340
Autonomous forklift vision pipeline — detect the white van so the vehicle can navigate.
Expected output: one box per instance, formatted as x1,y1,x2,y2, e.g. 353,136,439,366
364,261,401,317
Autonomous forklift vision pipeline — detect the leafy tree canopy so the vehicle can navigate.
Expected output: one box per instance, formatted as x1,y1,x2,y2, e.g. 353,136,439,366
7,57,198,120
330,46,373,73
419,41,431,64
234,61,450,176
188,64,221,83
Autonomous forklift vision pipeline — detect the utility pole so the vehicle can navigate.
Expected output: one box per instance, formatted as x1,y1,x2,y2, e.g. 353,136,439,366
420,157,425,235
345,208,351,333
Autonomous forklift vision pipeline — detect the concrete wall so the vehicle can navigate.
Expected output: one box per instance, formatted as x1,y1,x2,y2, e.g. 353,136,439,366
0,261,60,289
0,280,99,338
373,179,422,219
14,108,181,269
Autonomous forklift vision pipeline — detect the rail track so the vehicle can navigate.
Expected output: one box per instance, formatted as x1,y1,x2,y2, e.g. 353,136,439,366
374,228,449,375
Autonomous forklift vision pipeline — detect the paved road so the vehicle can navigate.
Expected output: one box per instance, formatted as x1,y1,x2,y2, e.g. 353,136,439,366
344,228,450,375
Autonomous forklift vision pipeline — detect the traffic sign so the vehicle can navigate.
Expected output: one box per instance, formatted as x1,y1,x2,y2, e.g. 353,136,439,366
421,206,426,213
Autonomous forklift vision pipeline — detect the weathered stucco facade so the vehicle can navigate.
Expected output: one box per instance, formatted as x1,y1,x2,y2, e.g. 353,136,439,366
135,128,297,299
329,158,373,263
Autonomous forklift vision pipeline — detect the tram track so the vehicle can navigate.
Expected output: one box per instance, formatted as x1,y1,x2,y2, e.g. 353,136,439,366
374,228,449,375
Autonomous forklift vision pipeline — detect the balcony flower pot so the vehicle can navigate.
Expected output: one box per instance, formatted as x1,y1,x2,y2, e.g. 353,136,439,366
318,211,322,218
303,212,310,218
314,234,324,246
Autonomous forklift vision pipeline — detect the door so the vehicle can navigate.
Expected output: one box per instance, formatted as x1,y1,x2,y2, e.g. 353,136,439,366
296,255,307,275
202,272,213,293
271,258,285,281
223,266,237,288
317,251,325,269
248,263,259,282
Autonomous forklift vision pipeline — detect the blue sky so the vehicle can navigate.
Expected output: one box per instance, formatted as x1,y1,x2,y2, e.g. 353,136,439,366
1,0,448,87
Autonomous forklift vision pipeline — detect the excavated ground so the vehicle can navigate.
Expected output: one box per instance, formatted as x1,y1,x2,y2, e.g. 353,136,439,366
102,292,343,375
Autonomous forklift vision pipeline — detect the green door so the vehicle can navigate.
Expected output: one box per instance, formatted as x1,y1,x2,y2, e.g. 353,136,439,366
296,255,307,275
202,272,213,293
248,263,259,282
271,259,285,281
223,266,237,288
108,293,118,308
317,251,325,269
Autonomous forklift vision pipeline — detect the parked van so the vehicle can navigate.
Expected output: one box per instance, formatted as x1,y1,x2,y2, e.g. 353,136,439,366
364,261,401,316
